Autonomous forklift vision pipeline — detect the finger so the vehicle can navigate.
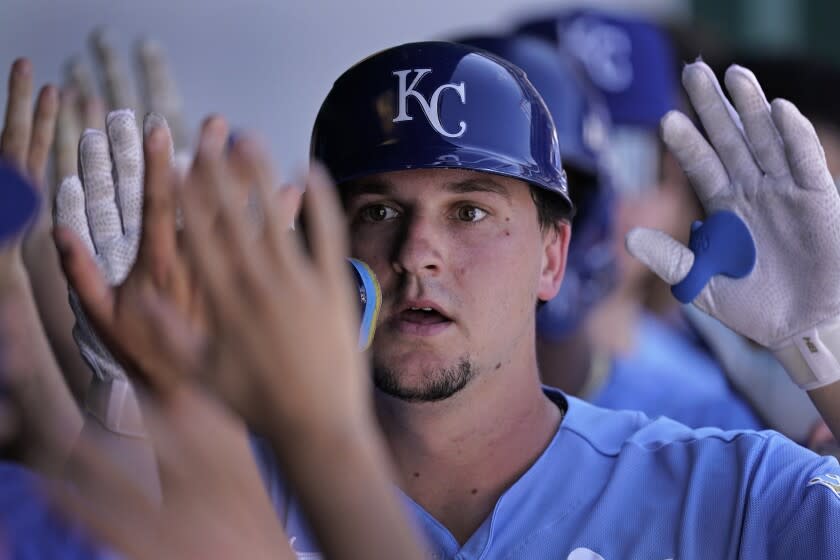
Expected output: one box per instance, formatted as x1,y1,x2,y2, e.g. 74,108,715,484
223,132,257,208
625,227,694,286
78,129,121,252
660,111,729,210
81,94,105,130
142,112,174,160
682,61,759,185
53,225,113,329
64,57,105,130
0,58,34,169
54,175,95,254
301,162,348,282
178,115,228,258
136,39,187,149
771,98,835,192
64,56,97,112
192,115,228,191
26,85,59,187
177,180,232,328
184,116,228,234
274,185,303,233
178,191,231,321
91,28,139,112
137,122,177,282
105,109,143,232
723,65,787,177
54,87,82,183
227,136,282,246
197,130,265,301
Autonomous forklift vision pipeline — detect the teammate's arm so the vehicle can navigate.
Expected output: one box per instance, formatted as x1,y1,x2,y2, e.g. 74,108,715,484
627,61,840,441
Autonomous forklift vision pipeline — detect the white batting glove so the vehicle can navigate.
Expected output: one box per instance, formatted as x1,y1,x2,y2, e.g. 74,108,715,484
55,109,143,381
54,109,171,435
626,61,840,391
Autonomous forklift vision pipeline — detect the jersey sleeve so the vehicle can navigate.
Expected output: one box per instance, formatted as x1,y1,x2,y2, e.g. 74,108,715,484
740,433,840,558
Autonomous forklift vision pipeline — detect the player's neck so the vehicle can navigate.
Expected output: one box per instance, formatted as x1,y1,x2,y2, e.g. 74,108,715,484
375,358,561,545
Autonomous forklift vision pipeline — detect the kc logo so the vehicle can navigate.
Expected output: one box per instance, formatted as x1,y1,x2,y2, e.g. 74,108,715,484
392,69,467,138
560,17,633,92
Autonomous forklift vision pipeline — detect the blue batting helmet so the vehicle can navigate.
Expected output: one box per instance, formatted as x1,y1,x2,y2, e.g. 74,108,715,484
311,41,573,215
517,9,678,128
519,11,679,197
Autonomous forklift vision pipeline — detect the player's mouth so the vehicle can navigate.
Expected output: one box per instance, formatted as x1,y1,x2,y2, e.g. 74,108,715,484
389,300,454,336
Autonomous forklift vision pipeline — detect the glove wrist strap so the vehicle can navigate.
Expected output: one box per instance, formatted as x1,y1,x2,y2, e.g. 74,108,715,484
773,316,840,391
84,377,147,438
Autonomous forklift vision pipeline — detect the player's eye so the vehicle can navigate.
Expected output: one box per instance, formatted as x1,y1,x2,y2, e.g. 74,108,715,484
359,204,400,223
455,205,488,223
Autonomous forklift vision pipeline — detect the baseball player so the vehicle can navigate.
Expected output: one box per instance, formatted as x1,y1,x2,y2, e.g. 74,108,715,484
246,40,840,559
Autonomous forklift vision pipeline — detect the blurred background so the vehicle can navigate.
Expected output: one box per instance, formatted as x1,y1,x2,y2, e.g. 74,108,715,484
4,0,838,171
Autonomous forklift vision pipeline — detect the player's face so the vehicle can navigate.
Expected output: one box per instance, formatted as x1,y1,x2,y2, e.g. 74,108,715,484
343,168,568,402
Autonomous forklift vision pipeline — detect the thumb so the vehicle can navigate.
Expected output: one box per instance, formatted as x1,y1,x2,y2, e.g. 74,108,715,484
53,225,113,328
625,227,694,285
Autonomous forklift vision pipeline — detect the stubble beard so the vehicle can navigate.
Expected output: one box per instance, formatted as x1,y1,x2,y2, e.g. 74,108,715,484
373,356,477,402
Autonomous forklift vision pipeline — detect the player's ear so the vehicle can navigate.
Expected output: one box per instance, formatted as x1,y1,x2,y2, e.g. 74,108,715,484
537,220,570,301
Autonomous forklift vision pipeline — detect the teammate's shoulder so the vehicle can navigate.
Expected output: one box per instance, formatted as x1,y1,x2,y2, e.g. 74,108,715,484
560,390,780,457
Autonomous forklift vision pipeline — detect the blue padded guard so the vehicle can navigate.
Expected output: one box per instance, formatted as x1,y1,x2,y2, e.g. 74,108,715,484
0,163,38,242
349,258,381,351
671,210,756,304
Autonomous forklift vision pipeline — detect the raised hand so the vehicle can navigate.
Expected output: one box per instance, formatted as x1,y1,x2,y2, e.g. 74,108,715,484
0,59,82,472
57,28,187,180
173,135,364,437
626,61,840,393
53,111,207,427
26,30,188,404
1,59,57,276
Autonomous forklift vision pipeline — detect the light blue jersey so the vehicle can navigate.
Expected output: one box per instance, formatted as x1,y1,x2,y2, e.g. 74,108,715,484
256,389,840,559
591,313,764,431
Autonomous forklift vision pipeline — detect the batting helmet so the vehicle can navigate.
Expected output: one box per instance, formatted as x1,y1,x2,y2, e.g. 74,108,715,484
453,34,617,338
310,41,573,216
517,9,678,128
519,11,679,199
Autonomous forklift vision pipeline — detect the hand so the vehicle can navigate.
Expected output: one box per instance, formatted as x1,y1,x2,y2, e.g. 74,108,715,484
82,122,352,439
54,111,205,398
54,382,293,560
0,59,57,285
626,61,840,390
57,28,188,182
149,126,425,560
0,59,82,472
27,29,188,404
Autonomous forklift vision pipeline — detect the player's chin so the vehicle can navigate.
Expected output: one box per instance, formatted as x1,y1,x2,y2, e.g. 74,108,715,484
372,364,474,403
